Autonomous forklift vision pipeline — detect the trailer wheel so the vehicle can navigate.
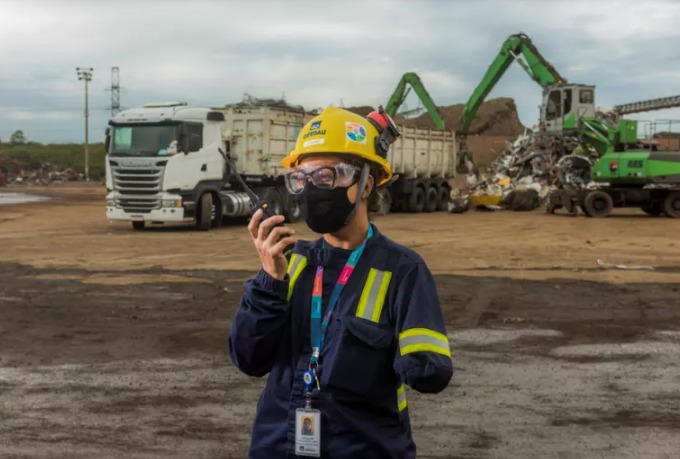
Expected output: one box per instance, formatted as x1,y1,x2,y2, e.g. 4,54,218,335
662,191,680,218
131,221,145,231
197,192,213,230
424,186,438,213
407,187,426,213
436,184,451,211
583,190,613,218
641,204,662,216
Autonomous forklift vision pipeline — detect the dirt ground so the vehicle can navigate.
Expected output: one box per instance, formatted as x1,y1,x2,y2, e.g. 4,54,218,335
1,184,680,459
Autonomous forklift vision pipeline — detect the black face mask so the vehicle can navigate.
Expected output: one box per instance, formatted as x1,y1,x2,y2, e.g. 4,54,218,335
294,184,355,234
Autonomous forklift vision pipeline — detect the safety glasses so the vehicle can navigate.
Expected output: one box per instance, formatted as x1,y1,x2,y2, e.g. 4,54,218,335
284,162,360,195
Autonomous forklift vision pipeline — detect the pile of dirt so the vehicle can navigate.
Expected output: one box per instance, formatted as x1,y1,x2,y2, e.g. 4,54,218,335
400,97,525,136
0,154,82,186
345,105,375,117
348,98,525,137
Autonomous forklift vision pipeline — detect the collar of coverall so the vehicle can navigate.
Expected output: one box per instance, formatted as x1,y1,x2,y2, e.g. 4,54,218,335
293,220,381,268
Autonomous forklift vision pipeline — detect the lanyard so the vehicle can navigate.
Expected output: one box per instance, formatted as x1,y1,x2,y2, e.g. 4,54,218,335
309,225,373,366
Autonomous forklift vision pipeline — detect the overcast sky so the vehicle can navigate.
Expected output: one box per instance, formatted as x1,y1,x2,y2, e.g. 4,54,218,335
2,0,680,143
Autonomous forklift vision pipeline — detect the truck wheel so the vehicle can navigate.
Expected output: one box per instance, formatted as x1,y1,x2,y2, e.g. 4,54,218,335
662,191,680,218
132,221,145,231
583,190,613,218
407,187,426,213
211,194,223,229
641,204,662,216
424,186,438,213
197,192,213,230
436,185,451,211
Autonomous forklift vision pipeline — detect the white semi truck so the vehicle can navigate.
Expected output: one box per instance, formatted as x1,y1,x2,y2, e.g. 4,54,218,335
104,102,456,230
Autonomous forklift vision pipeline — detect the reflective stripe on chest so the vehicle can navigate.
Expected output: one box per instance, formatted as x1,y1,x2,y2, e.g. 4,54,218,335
355,268,392,323
287,254,308,300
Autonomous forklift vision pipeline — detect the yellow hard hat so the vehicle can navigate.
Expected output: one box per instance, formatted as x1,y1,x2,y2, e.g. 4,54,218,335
281,106,395,186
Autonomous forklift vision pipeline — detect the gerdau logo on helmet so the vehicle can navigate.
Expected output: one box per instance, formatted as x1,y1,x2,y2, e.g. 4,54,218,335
282,106,400,234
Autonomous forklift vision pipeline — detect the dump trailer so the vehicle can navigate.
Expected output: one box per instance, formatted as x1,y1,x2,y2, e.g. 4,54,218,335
105,102,456,230
381,125,456,214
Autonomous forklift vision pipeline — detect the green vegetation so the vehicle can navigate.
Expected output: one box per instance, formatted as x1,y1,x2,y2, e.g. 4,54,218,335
0,142,106,181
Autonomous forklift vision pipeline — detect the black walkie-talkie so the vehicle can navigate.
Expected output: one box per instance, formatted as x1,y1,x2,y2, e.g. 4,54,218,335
218,148,293,254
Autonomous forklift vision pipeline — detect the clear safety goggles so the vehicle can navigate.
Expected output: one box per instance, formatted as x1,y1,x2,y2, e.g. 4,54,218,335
284,162,360,195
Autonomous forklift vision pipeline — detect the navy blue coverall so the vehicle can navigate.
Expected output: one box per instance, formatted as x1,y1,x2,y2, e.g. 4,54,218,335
229,224,454,458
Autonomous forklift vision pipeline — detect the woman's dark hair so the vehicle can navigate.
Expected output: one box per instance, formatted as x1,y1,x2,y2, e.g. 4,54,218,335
338,155,383,214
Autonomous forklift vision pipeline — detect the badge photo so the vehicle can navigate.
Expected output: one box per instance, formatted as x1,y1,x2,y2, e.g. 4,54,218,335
295,408,321,457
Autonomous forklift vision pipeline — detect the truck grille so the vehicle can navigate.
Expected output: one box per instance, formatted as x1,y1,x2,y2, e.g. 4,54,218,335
111,163,165,213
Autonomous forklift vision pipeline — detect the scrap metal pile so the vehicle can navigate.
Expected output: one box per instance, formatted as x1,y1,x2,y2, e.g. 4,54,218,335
0,157,82,187
449,131,591,213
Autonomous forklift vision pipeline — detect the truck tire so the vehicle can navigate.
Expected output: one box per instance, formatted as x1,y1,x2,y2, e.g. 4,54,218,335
211,194,223,229
511,190,539,211
583,190,613,218
283,191,302,223
197,192,213,231
424,186,438,213
436,184,451,211
662,191,680,218
407,187,426,213
641,204,662,216
132,221,145,231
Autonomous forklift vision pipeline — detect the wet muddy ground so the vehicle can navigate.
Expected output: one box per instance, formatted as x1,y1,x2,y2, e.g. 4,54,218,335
1,186,680,458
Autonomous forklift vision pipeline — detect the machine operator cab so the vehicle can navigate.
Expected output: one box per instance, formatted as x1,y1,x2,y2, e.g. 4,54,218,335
540,84,596,134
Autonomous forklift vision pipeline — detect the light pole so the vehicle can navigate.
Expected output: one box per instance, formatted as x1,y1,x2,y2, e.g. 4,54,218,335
76,67,93,181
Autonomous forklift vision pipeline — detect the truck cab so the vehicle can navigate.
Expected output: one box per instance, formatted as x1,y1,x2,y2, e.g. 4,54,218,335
105,102,230,230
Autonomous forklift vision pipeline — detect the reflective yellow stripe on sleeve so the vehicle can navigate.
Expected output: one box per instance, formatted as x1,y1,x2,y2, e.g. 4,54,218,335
355,268,392,323
397,383,408,412
399,328,451,358
286,254,308,301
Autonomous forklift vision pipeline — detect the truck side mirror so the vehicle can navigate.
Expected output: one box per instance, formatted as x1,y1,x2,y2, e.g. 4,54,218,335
104,127,111,152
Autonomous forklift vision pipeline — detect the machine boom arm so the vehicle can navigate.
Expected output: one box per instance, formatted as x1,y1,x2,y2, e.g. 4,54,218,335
385,72,445,130
458,33,566,136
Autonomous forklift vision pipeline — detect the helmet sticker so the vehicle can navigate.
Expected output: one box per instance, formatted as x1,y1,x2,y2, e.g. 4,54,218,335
345,122,367,144
303,138,325,148
303,119,326,139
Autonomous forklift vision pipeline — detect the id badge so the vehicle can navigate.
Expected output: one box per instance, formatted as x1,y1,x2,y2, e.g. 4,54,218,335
295,407,321,457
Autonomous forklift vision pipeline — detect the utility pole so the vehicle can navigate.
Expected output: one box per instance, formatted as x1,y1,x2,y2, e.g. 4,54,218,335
109,66,121,116
76,67,93,181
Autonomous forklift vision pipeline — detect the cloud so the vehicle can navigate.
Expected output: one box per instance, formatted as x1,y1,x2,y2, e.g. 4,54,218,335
6,110,80,121
1,0,679,143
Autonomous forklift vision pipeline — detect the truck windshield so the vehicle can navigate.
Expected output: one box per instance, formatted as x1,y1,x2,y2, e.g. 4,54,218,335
109,124,179,157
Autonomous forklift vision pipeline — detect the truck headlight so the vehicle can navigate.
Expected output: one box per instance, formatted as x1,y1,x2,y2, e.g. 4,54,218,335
107,199,115,206
162,200,182,208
